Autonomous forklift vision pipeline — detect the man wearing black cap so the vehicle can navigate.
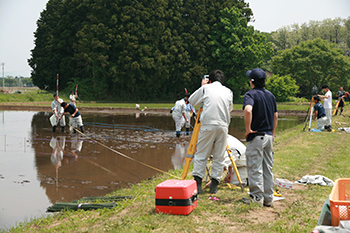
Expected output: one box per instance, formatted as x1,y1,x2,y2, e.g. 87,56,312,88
242,68,278,207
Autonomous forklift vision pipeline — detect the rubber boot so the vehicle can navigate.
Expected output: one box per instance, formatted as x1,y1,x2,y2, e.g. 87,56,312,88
210,178,219,194
52,126,57,132
176,131,181,138
186,128,190,135
335,110,338,116
341,109,343,115
194,176,202,194
61,126,65,132
80,126,84,133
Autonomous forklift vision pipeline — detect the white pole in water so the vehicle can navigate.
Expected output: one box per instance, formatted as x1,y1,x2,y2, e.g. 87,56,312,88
1,62,5,89
56,74,59,96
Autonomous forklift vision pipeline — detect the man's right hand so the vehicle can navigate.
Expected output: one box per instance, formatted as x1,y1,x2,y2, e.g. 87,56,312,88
245,129,257,138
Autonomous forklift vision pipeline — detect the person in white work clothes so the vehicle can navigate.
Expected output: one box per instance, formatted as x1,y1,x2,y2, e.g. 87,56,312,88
318,84,332,130
69,90,77,106
171,97,189,137
51,94,66,132
184,92,196,135
189,70,233,194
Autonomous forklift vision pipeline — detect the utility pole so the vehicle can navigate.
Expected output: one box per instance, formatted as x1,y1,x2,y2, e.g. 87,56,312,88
1,62,4,89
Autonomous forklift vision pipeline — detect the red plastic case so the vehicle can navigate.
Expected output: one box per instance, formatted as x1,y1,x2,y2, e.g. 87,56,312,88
155,180,198,215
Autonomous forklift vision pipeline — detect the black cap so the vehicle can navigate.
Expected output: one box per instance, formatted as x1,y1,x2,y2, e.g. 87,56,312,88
246,68,266,81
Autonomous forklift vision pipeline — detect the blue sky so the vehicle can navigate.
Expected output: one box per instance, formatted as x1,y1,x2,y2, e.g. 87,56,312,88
0,0,349,78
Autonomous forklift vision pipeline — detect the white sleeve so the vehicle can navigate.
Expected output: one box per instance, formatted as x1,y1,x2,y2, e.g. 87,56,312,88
188,86,204,107
51,101,56,112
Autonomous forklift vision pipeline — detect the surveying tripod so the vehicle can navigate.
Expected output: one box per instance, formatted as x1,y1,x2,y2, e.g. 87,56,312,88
302,96,315,131
333,97,348,116
181,107,245,192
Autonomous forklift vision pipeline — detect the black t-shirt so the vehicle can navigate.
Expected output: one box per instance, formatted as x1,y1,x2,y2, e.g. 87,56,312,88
64,104,81,118
243,87,277,141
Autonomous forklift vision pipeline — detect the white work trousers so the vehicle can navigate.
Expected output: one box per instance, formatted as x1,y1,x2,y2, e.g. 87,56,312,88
172,114,185,132
71,115,83,128
317,116,327,131
185,111,191,128
246,134,274,205
192,124,227,182
57,113,66,127
325,108,332,126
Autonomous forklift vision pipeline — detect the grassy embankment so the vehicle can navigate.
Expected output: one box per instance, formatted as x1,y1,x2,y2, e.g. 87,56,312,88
2,88,350,232
0,88,309,111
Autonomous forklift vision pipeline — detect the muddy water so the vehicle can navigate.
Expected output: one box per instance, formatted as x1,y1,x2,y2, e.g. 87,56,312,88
0,110,304,229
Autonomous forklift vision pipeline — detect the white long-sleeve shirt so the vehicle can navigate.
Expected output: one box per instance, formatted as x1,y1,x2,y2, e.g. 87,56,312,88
189,81,233,127
172,99,186,117
51,98,64,114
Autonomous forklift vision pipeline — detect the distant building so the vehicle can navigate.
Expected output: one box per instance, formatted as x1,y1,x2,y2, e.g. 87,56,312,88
264,70,272,78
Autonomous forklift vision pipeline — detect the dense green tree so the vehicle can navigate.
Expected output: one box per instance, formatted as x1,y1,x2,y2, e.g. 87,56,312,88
28,0,255,101
266,75,299,102
28,0,64,90
209,7,273,99
271,39,350,97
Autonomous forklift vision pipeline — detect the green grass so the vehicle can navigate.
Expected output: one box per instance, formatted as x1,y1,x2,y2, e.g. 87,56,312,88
4,112,350,232
0,88,311,111
0,88,52,102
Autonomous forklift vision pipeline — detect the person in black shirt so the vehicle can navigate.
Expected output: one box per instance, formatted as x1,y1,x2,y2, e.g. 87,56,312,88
242,68,278,207
313,96,328,131
59,102,84,133
335,86,346,115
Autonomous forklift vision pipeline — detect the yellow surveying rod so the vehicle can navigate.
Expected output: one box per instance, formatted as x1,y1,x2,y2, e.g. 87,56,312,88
181,108,203,180
181,107,244,194
226,144,244,193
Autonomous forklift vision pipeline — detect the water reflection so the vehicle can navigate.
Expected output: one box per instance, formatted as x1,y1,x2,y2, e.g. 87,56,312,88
49,136,66,190
0,110,304,230
171,144,187,170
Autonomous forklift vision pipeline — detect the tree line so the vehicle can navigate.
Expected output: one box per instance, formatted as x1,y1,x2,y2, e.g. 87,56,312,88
28,0,272,101
263,17,350,56
0,76,34,87
28,0,350,102
264,18,350,99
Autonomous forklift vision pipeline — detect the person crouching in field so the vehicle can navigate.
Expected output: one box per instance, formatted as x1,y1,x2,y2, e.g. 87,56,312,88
313,96,328,131
59,102,84,134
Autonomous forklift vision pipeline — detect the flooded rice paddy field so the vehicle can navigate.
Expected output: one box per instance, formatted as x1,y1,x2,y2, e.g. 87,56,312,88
0,110,304,229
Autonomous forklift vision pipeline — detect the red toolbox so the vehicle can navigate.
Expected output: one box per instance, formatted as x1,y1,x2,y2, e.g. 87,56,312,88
155,179,198,215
